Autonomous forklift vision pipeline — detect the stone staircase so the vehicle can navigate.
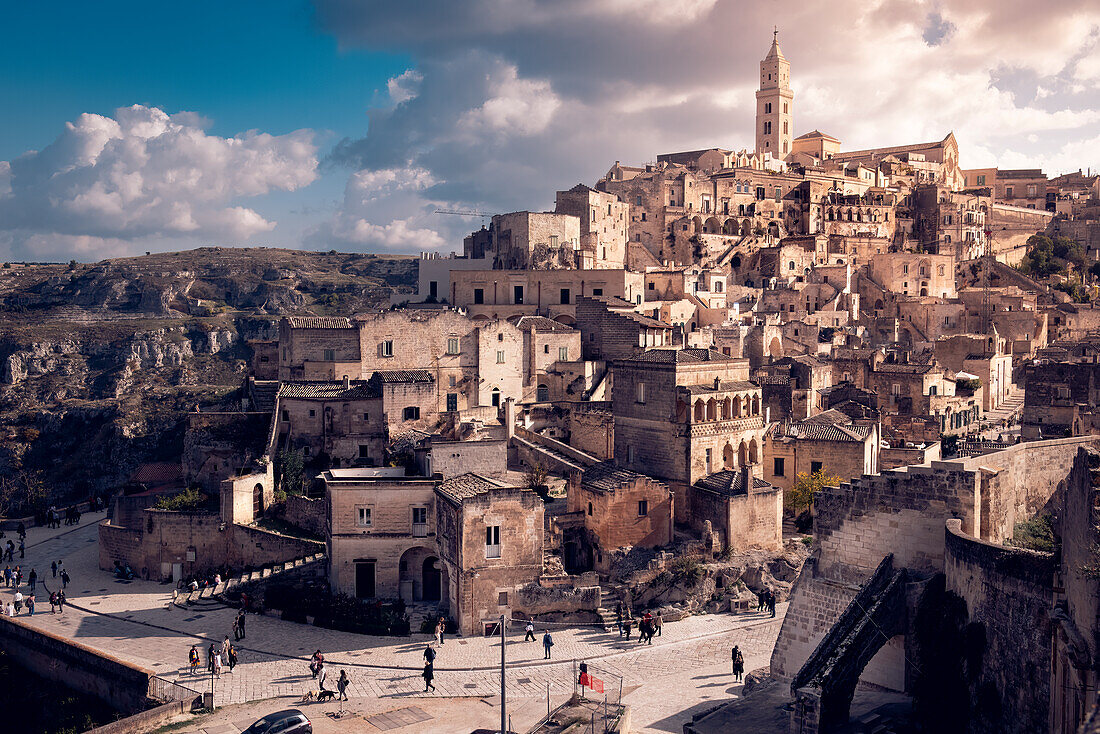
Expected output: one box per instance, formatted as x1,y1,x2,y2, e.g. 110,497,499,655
174,552,326,609
594,587,621,631
513,436,587,474
984,392,1024,425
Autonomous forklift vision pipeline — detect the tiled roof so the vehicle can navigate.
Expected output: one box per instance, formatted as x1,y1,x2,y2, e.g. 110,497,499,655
769,420,871,443
802,409,852,425
369,369,435,383
435,473,509,503
693,471,773,497
278,381,380,400
755,375,791,385
623,348,732,364
682,380,758,395
130,462,183,484
874,362,934,374
581,461,660,493
285,316,353,329
510,315,577,333
619,311,672,329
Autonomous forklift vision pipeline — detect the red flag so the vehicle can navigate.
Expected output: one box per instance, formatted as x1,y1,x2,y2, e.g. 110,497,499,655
588,676,604,693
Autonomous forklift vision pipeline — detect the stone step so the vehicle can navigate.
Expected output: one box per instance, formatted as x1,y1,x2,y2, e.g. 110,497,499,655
261,567,272,579
199,586,213,600
213,582,227,595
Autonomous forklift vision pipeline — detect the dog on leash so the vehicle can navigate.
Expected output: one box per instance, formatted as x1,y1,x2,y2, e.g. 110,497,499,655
300,690,315,703
316,689,337,703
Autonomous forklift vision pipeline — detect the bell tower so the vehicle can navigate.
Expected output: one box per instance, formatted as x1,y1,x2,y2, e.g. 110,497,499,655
755,28,794,159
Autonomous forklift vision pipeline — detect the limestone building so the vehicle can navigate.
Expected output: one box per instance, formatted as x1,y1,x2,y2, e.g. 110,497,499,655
756,30,794,158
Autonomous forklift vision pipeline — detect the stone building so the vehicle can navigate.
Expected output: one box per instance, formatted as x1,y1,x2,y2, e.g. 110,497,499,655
324,468,441,603
510,315,583,403
574,295,672,361
912,184,991,260
1021,360,1100,439
278,310,526,412
756,30,794,158
689,465,782,551
434,474,545,636
465,211,581,270
762,410,879,492
933,331,1014,411
868,252,956,299
560,461,673,571
448,268,645,322
553,184,628,269
611,348,774,538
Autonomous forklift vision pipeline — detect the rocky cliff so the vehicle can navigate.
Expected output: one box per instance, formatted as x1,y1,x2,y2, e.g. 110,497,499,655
0,247,417,500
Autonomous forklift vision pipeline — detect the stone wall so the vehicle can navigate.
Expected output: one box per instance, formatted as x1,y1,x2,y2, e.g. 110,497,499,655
430,438,508,479
514,583,601,617
284,494,327,536
0,614,153,714
566,407,614,460
98,511,322,581
943,519,1054,734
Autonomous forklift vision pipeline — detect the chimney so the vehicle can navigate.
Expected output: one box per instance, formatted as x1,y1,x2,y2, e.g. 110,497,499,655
343,375,350,390
714,376,721,390
741,462,752,493
503,397,516,441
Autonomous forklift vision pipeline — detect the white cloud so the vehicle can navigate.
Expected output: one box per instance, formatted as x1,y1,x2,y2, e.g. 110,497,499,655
0,104,318,260
457,69,560,136
387,69,424,104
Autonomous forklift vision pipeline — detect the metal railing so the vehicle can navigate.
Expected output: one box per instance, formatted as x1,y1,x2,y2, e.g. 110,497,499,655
148,676,201,704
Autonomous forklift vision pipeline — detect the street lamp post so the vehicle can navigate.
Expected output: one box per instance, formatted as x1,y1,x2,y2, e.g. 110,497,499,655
500,613,507,734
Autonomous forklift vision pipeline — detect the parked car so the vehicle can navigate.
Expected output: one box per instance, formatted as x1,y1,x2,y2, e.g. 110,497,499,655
242,709,312,734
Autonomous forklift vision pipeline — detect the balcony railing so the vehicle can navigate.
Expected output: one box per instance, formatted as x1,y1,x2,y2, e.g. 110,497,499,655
485,544,501,559
412,522,428,538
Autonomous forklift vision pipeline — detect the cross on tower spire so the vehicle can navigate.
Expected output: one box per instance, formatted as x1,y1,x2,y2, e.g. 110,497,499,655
774,26,778,42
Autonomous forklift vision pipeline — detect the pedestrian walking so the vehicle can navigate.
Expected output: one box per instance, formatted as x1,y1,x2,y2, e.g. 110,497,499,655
18,539,24,559
28,569,36,594
317,663,327,692
49,591,58,614
60,570,70,589
309,650,324,679
424,644,436,666
623,617,633,640
231,614,240,640
15,567,22,586
3,566,10,587
26,596,34,615
435,618,445,646
237,610,246,639
767,591,776,618
542,630,554,659
731,645,744,681
5,602,12,617
51,561,57,578
615,601,623,636
337,670,350,701
524,621,535,641
17,522,25,541
422,661,435,692
226,643,238,672
57,589,65,612
655,612,663,637
13,590,23,613
189,646,200,676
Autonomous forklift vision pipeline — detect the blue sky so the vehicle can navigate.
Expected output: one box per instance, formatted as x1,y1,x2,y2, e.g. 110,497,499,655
1,1,1098,261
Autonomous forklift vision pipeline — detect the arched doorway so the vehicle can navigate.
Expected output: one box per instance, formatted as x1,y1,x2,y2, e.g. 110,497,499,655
723,443,735,470
491,387,501,407
253,483,264,519
422,557,442,602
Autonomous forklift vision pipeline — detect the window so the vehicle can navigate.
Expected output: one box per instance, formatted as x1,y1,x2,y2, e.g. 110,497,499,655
783,102,788,113
1005,186,1014,198
403,406,420,421
774,187,782,203
773,457,785,477
281,410,289,422
412,507,428,537
764,121,772,134
648,282,655,290
498,332,504,341
929,385,938,396
357,507,372,527
810,461,823,474
358,444,369,458
636,381,646,404
473,288,484,305
544,344,550,354
558,346,568,361
587,502,593,516
381,340,394,357
513,285,524,304
627,445,635,464
449,375,456,387
447,337,459,355
892,384,901,396
428,281,438,299
765,102,772,114
635,195,642,206
592,288,603,296
309,409,316,417
496,350,505,364
485,526,501,559
560,288,570,304
705,448,712,472
446,393,458,411
976,175,986,185
323,348,335,361
536,384,550,401
638,500,649,517
903,264,909,274
756,187,765,200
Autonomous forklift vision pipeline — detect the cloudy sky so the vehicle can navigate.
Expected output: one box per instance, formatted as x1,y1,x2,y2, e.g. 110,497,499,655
1,0,1098,261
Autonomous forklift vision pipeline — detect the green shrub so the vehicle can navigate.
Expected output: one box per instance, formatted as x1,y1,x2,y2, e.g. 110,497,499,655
153,487,207,512
1009,513,1055,553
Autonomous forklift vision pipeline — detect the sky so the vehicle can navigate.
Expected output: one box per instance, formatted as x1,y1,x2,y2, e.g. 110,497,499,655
1,0,1099,262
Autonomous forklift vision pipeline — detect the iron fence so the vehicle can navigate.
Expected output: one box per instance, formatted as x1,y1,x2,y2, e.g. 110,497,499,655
148,675,202,704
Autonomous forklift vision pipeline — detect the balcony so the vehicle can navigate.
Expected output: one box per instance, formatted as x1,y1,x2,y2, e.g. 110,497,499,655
485,544,502,559
412,522,428,538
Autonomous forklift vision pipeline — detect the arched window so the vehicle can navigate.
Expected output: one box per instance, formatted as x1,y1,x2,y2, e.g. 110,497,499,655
536,384,549,402
788,261,796,271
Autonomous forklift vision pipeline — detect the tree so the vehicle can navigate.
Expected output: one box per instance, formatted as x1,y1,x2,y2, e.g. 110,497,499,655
278,447,306,496
0,470,48,519
785,467,843,516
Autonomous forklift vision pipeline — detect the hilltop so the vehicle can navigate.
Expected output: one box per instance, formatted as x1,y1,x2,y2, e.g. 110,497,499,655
0,247,418,500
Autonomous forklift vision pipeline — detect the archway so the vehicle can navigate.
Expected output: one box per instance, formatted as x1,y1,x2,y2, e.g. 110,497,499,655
749,438,759,463
738,440,749,466
769,337,784,359
536,384,549,402
253,483,264,519
706,398,717,421
723,443,735,470
694,400,706,422
422,557,442,602
399,547,446,603
553,314,576,326
491,387,501,407
704,217,722,234
721,397,732,419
